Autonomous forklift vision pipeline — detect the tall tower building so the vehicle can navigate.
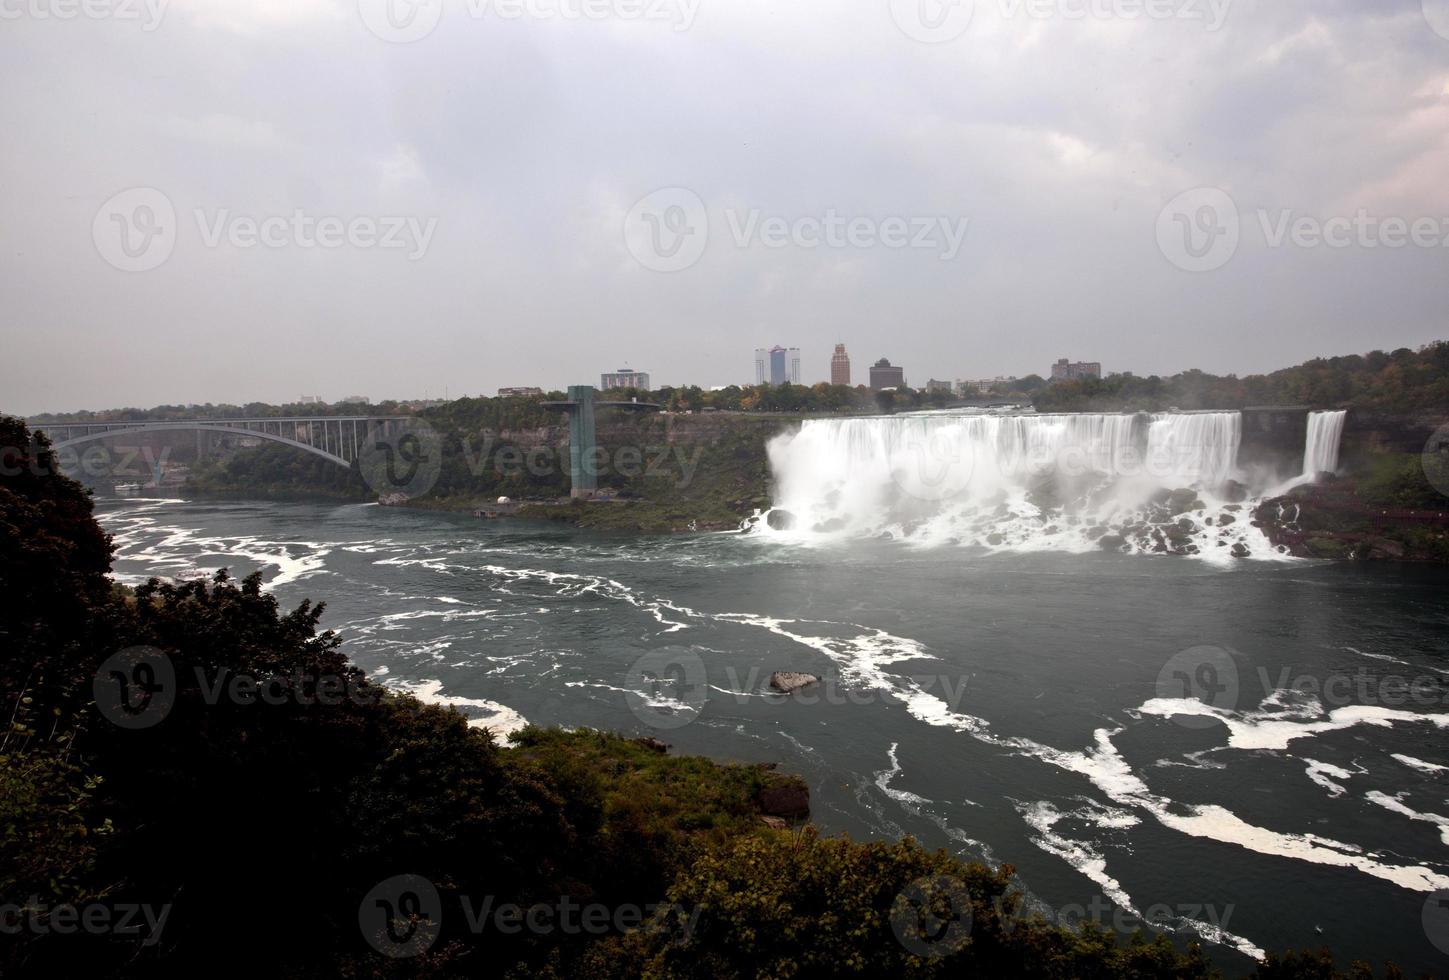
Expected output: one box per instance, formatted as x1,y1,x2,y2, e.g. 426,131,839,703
756,346,802,384
830,344,851,385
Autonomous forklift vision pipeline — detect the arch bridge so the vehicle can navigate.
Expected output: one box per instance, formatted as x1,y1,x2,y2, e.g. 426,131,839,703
33,417,412,470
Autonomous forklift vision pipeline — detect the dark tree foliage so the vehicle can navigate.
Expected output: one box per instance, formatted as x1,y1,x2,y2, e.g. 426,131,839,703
1033,343,1449,414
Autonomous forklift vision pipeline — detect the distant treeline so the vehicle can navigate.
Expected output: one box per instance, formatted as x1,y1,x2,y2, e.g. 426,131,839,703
27,341,1449,424
1033,342,1449,414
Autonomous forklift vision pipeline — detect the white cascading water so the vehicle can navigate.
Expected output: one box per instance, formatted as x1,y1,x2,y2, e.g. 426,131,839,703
1301,410,1347,479
759,410,1294,562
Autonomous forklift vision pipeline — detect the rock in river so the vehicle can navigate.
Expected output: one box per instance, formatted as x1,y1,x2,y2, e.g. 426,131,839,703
769,671,820,694
767,509,797,531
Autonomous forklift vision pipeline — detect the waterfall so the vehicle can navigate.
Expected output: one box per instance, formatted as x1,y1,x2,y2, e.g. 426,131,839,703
762,409,1286,561
1301,410,1347,480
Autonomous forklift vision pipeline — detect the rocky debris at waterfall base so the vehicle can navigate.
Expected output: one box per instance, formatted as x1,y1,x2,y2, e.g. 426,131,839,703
766,509,797,531
1254,477,1449,563
769,671,821,694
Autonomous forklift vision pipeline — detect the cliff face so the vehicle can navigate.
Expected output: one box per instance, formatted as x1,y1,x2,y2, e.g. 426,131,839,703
516,413,797,532
1340,410,1445,461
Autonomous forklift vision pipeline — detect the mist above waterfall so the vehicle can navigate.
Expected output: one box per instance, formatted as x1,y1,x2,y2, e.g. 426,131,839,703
761,409,1346,561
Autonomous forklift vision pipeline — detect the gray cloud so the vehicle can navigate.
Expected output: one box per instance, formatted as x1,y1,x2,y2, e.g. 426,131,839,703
2,0,1447,413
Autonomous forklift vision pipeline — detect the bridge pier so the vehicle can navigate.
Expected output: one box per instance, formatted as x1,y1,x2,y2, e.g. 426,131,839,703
542,386,662,499
566,386,598,499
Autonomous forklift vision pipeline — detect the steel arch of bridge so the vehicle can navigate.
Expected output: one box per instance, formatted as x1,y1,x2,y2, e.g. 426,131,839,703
34,417,411,470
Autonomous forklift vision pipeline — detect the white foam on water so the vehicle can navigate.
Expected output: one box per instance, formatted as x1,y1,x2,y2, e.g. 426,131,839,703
1015,798,1264,960
874,743,991,858
1018,799,1138,914
1138,697,1449,752
478,564,696,632
391,678,528,744
101,512,333,589
1364,791,1449,846
1345,646,1449,677
1303,759,1355,798
1392,754,1449,774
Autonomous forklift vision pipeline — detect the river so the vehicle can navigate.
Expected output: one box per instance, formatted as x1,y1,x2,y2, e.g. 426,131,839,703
97,486,1449,974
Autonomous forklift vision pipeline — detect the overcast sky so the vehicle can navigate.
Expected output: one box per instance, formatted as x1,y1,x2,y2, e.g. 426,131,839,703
3,0,1448,413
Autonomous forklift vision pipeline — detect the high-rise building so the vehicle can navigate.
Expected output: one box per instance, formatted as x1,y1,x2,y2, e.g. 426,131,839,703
830,344,851,385
754,346,801,385
869,358,905,390
1050,359,1102,383
601,368,651,390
